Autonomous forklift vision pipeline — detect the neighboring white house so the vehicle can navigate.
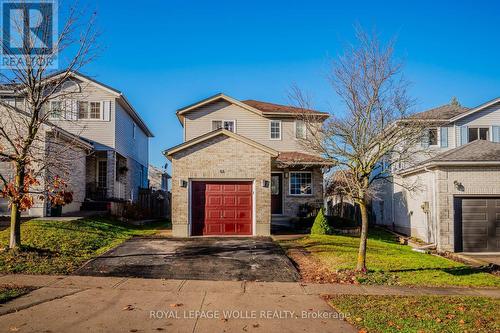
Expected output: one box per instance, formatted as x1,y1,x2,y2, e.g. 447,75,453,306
0,71,154,216
148,164,170,191
375,99,500,253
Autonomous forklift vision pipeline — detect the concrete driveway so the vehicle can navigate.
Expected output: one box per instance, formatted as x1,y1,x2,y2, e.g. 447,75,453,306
76,237,300,282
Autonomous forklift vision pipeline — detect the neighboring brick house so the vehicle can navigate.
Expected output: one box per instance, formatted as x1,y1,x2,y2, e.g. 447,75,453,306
375,98,500,253
165,93,331,237
0,71,153,216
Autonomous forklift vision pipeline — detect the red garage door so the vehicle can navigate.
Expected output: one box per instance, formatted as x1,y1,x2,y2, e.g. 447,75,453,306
191,181,253,236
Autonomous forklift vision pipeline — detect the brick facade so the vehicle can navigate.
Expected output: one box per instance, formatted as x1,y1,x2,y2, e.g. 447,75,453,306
170,135,272,237
435,166,500,251
274,167,324,217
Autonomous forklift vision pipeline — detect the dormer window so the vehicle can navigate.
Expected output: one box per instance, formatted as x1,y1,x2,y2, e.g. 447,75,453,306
212,120,235,132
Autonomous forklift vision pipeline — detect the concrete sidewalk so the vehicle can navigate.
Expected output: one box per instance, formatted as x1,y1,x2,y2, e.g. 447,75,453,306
0,275,498,333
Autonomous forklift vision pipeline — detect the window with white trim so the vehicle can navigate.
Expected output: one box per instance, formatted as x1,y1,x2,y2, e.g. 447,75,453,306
49,101,63,119
89,101,101,119
78,101,89,119
212,120,222,130
270,120,281,140
468,127,489,142
289,172,312,195
428,128,438,146
211,120,235,132
295,120,306,139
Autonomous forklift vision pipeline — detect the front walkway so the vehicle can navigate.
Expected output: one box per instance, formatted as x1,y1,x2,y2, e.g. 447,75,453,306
0,274,498,333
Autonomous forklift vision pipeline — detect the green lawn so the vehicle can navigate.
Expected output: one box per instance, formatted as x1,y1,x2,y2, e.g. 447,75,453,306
0,285,36,303
0,217,168,274
280,229,500,287
330,295,500,333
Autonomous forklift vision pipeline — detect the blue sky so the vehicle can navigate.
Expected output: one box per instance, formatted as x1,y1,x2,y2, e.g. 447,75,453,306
80,0,500,167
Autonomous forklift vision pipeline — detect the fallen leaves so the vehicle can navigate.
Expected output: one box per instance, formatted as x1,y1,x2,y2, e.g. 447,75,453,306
169,303,183,308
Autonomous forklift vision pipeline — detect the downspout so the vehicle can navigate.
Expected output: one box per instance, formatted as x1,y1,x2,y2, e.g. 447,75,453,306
424,166,437,247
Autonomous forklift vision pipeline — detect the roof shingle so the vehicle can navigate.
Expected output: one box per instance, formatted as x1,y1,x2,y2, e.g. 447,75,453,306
412,104,469,120
425,139,500,163
242,100,329,117
275,151,332,165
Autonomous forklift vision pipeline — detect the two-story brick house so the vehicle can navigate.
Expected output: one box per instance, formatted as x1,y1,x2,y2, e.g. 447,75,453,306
0,71,153,216
165,93,330,237
375,98,500,253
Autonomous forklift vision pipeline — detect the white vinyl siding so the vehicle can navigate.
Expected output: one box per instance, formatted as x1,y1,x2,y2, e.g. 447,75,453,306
183,101,321,152
115,100,148,167
455,102,500,146
46,78,117,150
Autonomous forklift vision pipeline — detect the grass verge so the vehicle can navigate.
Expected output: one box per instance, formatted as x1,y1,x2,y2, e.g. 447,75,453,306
0,284,36,303
280,229,499,287
329,295,500,333
0,217,168,274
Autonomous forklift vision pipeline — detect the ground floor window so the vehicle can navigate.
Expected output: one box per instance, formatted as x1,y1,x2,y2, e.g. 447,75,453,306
289,172,312,195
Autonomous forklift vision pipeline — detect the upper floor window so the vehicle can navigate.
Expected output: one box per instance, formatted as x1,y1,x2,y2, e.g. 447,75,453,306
295,120,306,139
428,128,438,146
78,101,101,119
212,120,235,132
49,101,63,119
133,123,136,139
90,101,101,119
289,172,312,195
468,127,489,142
270,120,281,140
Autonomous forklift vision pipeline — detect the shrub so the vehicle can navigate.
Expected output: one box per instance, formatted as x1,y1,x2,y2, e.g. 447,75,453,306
311,208,333,235
326,215,359,228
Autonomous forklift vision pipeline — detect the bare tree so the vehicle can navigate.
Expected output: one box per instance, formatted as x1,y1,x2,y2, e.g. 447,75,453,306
0,0,99,249
291,28,428,272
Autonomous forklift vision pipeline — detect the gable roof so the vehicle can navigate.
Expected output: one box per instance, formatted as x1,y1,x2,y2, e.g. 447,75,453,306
0,102,93,150
176,93,263,124
448,97,500,122
399,139,500,176
412,104,469,121
176,93,329,125
241,100,329,117
164,128,278,159
411,96,500,124
0,70,154,137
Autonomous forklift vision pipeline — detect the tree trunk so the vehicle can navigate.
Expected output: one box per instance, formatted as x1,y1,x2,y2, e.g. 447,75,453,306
356,200,369,272
9,167,24,249
9,203,21,249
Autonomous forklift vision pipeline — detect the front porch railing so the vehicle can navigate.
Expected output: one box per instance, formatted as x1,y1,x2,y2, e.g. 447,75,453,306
86,182,108,201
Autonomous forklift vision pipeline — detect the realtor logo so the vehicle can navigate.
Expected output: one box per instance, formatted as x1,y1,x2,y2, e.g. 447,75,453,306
0,0,58,68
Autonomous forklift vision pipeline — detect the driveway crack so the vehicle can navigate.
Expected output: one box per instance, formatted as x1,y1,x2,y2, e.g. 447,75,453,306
192,291,207,333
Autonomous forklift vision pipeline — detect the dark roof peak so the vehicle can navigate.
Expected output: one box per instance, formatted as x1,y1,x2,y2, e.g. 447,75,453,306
412,103,469,120
241,99,328,116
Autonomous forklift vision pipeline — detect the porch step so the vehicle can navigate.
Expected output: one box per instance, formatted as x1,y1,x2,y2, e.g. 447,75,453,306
271,216,293,226
81,201,109,211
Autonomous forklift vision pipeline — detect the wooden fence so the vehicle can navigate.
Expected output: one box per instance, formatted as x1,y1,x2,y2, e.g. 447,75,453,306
137,188,171,219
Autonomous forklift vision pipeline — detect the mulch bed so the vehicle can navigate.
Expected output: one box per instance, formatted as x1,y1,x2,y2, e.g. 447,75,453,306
286,246,359,284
